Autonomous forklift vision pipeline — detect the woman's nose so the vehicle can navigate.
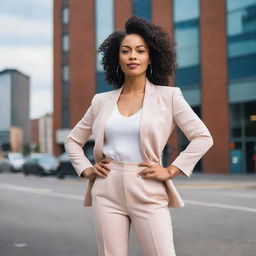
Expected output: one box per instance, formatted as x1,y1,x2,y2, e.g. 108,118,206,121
129,51,137,60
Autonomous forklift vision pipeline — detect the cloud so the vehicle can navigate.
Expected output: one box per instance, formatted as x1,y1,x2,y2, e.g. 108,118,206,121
0,44,53,119
0,14,52,46
0,0,53,119
0,0,52,22
0,45,52,89
31,89,52,119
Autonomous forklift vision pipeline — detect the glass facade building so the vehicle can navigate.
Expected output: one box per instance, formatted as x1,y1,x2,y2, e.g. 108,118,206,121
173,0,202,172
133,0,151,21
227,0,256,81
173,0,201,91
95,0,114,93
227,0,256,173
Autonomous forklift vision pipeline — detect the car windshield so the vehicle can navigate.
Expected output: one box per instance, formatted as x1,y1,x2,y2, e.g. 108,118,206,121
37,155,56,164
9,154,23,160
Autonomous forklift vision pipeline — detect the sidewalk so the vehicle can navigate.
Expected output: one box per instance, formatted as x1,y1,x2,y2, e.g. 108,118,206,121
174,173,256,189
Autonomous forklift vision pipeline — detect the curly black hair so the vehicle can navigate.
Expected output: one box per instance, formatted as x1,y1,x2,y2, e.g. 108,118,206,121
97,15,177,88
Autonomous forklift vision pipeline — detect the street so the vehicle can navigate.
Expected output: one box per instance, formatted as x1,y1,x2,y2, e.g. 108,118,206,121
0,172,256,256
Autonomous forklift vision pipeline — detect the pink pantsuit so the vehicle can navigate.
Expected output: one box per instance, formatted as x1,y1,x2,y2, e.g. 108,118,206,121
65,78,213,255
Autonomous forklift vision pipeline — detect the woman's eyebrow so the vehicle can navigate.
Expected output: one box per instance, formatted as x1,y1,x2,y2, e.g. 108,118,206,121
121,45,145,48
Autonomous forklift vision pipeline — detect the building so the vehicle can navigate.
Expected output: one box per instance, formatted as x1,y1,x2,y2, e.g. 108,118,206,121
31,118,40,152
31,114,53,154
0,69,30,152
53,0,256,174
39,113,53,154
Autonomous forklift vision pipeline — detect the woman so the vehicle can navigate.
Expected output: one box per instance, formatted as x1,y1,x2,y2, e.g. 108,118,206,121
65,16,213,256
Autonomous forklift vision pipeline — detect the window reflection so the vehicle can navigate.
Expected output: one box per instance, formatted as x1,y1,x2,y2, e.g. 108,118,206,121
230,102,256,173
62,7,69,25
173,0,200,87
133,0,151,21
227,0,256,80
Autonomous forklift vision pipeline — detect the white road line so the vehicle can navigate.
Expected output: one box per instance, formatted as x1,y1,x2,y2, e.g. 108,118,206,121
224,192,256,199
0,183,83,201
185,200,256,213
1,183,256,212
0,183,52,193
14,243,28,248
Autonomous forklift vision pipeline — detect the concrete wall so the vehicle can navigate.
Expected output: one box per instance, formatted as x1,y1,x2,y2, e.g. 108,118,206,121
11,71,30,144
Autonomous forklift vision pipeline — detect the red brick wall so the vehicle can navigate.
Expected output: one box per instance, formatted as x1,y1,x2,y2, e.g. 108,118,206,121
115,0,132,30
69,0,96,127
200,0,230,173
53,0,62,156
31,119,39,144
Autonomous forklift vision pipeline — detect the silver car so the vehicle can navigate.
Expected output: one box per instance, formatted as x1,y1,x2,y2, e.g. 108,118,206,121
23,153,59,176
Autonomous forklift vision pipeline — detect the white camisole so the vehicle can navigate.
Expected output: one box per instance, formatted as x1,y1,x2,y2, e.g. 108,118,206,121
102,103,144,162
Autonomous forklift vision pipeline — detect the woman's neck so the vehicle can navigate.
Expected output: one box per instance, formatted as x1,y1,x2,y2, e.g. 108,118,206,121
122,75,146,95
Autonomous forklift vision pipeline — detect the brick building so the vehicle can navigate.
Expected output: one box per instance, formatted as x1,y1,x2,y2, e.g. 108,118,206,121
53,0,256,174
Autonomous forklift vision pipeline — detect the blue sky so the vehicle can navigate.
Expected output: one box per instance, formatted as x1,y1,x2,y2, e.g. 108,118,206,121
0,0,52,119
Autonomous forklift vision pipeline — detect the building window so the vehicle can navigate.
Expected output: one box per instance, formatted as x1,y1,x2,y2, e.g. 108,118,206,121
227,0,256,81
133,0,152,21
62,34,69,52
62,65,69,82
173,0,200,68
62,108,69,129
62,6,69,25
173,0,200,87
95,0,114,92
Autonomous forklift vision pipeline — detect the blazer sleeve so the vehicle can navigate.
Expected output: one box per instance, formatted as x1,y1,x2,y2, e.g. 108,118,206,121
64,95,97,180
170,87,214,177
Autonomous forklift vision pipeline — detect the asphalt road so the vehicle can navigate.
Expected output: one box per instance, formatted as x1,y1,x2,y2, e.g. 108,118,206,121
0,172,256,256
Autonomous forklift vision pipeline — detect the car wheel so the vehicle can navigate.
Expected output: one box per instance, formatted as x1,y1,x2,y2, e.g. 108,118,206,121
57,172,64,179
40,170,46,176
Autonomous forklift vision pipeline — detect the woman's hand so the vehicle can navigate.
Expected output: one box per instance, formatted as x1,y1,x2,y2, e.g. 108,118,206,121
137,162,182,181
81,159,111,180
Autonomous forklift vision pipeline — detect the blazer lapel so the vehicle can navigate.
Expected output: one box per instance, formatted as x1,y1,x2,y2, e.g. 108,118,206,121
93,78,158,163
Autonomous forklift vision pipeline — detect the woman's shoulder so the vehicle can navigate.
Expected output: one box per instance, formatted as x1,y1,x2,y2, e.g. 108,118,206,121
154,84,181,96
91,88,119,103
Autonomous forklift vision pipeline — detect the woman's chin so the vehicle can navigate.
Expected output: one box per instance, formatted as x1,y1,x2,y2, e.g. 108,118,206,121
124,71,147,77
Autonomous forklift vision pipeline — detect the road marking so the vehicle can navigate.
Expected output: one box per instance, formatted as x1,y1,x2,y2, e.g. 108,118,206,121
1,182,256,213
0,183,52,193
185,200,256,213
0,183,83,201
175,184,256,189
14,243,28,248
224,192,256,199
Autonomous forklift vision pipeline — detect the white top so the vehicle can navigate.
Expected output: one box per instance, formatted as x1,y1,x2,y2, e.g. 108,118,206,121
102,103,144,162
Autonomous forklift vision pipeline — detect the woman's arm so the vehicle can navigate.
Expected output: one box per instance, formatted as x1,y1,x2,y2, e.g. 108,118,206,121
64,95,97,180
170,88,214,177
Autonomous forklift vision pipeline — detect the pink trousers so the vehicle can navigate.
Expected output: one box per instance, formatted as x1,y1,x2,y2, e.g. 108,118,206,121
91,158,176,256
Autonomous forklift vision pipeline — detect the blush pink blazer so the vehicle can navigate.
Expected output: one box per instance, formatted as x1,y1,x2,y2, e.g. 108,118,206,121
64,78,213,208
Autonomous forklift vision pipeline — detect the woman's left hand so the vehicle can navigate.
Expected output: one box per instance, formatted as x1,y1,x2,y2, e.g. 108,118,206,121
137,162,182,181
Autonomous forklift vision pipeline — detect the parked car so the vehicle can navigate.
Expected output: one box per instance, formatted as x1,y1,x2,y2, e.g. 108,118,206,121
0,157,11,173
23,153,59,176
8,153,26,172
57,152,76,179
0,153,25,173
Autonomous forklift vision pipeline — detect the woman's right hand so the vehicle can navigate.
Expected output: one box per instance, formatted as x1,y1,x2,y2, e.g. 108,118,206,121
81,159,111,180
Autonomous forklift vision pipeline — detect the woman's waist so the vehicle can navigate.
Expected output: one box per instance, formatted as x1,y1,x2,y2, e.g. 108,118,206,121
103,155,158,171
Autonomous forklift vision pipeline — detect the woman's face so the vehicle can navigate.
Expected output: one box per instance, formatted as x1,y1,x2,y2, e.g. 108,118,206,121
119,33,151,78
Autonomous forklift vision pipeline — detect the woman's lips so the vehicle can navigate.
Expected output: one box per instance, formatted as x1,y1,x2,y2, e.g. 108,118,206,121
127,64,139,69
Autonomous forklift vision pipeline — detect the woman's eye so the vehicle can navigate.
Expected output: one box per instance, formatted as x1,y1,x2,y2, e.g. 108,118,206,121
122,50,128,54
138,50,145,53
